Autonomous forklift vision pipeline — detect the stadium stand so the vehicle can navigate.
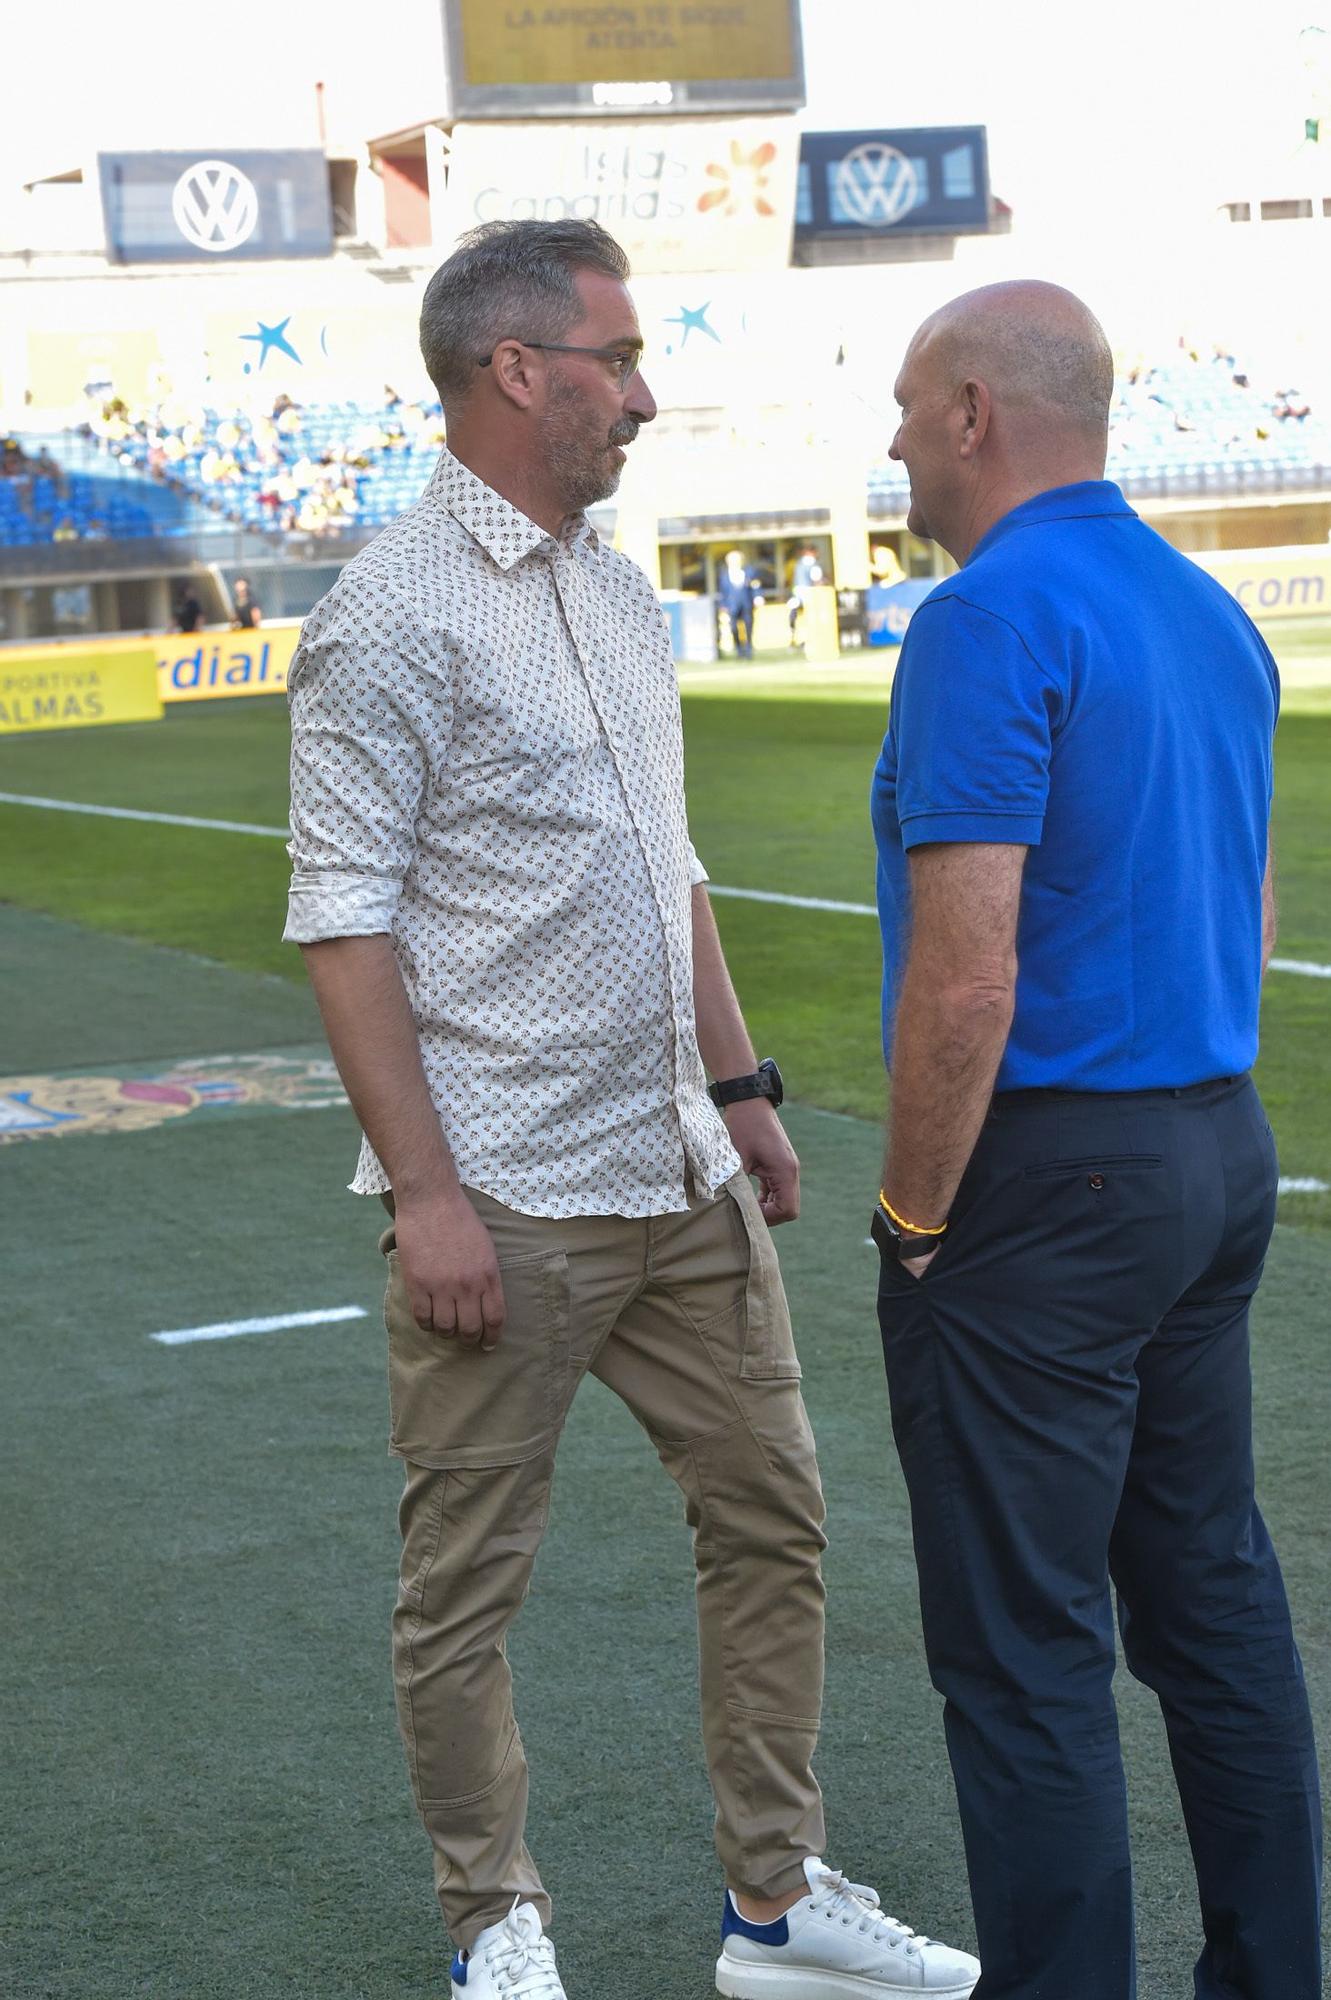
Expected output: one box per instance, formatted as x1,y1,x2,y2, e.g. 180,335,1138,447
869,340,1331,514
2,431,200,544
2,391,444,558
83,388,444,540
4,340,1331,559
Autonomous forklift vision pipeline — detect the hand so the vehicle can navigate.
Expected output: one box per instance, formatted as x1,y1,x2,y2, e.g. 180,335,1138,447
394,1191,506,1350
726,1099,800,1225
900,1247,939,1281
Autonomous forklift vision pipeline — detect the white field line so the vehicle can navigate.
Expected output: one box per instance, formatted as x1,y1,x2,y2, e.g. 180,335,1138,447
150,1305,367,1346
0,789,288,839
3,790,1330,983
708,883,878,917
1269,956,1331,980
711,884,1331,982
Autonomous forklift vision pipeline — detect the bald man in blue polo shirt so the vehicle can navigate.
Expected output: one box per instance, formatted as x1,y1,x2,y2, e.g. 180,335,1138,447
871,282,1322,2000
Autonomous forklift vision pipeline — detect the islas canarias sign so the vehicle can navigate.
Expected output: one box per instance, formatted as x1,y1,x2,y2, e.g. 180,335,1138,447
443,116,799,273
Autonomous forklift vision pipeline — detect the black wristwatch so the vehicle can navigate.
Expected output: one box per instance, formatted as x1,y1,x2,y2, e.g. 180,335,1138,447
870,1203,947,1263
708,1057,784,1111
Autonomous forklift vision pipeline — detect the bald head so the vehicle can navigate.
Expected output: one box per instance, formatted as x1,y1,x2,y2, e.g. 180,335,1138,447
890,280,1114,560
911,281,1113,437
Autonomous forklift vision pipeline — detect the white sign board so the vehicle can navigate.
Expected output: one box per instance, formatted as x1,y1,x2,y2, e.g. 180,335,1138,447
442,117,799,275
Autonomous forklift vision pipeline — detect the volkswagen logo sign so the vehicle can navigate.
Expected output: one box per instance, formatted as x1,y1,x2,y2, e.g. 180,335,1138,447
171,160,260,253
833,143,919,229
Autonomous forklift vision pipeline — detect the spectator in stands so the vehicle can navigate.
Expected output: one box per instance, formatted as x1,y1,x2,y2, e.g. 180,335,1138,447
30,447,65,494
326,481,358,523
272,468,300,525
97,397,133,444
296,493,331,535
53,515,78,542
230,577,262,628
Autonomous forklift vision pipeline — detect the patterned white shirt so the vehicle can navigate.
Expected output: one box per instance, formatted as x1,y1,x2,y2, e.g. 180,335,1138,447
283,448,740,1217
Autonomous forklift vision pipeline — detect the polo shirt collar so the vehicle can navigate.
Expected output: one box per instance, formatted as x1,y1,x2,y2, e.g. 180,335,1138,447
429,448,594,570
967,480,1135,565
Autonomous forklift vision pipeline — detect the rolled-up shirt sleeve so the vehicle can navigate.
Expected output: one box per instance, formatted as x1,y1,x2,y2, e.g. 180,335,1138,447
687,841,709,887
283,583,453,944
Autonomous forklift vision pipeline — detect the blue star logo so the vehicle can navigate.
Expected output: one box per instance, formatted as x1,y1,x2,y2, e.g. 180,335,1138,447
239,316,301,372
663,302,721,354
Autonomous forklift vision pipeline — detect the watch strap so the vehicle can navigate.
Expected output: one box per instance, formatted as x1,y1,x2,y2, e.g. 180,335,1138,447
707,1057,782,1110
870,1206,946,1262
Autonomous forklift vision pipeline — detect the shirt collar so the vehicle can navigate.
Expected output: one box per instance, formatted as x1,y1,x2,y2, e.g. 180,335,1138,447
428,449,596,571
966,480,1135,565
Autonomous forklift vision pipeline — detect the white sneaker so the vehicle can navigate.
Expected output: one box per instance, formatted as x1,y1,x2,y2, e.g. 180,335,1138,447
715,1857,980,1997
451,1900,567,1998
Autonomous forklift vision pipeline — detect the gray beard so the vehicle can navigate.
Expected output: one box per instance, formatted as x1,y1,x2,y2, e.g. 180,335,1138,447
542,381,635,513
555,451,622,513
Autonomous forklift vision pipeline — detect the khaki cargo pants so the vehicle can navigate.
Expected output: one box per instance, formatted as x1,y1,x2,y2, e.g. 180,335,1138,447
382,1170,828,1951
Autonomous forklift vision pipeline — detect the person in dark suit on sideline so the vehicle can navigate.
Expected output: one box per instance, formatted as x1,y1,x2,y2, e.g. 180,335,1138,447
717,548,759,658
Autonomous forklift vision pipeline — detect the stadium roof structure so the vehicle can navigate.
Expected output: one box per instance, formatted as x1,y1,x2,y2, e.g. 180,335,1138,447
368,118,451,155
19,163,84,193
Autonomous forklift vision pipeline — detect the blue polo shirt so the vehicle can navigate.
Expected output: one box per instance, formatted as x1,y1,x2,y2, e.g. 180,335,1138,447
871,482,1278,1091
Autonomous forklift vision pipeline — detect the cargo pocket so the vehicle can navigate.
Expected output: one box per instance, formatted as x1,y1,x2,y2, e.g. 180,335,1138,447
384,1244,570,1469
724,1175,802,1382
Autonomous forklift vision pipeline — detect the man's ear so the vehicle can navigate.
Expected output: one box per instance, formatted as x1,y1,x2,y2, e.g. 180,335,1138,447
957,377,991,459
489,340,539,411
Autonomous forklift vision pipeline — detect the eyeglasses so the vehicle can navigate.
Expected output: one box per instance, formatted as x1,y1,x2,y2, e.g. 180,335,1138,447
477,341,643,391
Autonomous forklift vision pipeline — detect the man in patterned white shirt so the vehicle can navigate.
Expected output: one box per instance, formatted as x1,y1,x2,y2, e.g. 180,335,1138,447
284,218,977,2000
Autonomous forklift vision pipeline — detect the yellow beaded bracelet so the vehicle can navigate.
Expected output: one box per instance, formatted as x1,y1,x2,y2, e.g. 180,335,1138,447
878,1190,949,1236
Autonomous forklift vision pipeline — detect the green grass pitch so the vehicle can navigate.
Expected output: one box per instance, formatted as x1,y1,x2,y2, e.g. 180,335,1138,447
2,636,1330,1229
1,632,1328,1996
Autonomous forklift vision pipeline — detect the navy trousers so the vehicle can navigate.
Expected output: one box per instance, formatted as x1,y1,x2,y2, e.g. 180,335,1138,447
877,1076,1322,1999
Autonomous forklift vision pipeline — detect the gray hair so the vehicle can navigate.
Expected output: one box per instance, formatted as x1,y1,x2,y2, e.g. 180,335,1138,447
419,218,632,406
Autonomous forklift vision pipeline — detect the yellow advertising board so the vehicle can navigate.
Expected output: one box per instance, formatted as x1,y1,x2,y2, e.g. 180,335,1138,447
0,647,161,734
1191,546,1331,619
457,0,794,86
1,624,302,712
156,623,301,702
